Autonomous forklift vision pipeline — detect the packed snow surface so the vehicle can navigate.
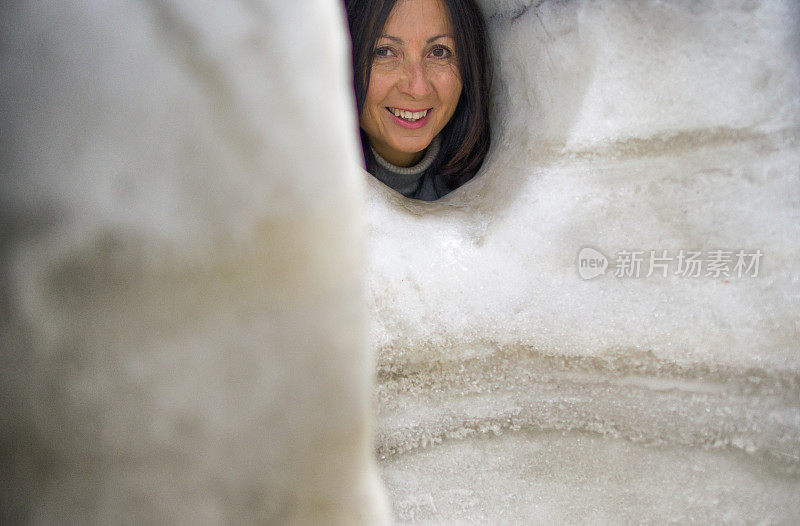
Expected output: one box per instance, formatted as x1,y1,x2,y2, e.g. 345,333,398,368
1,0,389,523
368,0,800,522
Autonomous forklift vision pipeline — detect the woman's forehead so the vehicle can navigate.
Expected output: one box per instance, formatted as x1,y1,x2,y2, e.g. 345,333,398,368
383,0,455,41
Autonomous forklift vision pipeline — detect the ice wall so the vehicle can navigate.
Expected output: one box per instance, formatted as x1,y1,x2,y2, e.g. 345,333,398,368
370,1,800,522
2,0,798,523
369,0,800,373
1,1,388,524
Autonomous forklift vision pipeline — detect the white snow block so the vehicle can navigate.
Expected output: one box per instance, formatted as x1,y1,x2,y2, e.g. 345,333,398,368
1,1,388,524
370,0,800,499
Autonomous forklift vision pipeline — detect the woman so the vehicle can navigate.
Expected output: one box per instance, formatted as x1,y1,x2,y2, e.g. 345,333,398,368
345,0,491,201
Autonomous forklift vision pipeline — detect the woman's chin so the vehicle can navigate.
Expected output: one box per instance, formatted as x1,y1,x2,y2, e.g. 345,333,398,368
389,137,434,156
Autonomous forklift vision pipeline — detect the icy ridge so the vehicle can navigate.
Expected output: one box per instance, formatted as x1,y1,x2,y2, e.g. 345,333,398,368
375,350,800,471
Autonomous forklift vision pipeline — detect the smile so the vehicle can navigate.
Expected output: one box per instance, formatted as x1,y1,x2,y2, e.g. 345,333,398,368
386,107,432,129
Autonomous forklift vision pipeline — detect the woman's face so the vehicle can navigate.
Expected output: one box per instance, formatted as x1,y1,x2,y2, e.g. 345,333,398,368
361,0,462,167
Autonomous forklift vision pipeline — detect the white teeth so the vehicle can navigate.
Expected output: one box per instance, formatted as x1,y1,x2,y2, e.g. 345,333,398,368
391,108,428,121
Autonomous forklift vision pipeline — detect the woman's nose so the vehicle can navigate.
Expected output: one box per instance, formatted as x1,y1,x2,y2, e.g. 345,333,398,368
398,60,430,99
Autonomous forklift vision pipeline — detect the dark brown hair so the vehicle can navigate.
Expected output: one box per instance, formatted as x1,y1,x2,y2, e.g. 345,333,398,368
344,0,492,191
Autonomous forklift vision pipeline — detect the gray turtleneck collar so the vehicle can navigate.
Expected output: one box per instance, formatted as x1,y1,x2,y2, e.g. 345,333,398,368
369,136,441,198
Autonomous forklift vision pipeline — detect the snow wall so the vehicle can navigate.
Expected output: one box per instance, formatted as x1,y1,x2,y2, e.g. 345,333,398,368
1,1,388,523
1,0,799,524
369,0,800,523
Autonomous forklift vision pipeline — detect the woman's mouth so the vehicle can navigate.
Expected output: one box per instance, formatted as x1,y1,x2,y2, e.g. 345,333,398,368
386,107,431,129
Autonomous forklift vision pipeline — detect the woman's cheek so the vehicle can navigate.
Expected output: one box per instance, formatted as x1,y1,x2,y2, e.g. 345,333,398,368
429,66,461,89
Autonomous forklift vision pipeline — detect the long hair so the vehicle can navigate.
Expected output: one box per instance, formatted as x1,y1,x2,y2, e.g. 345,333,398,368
344,0,491,191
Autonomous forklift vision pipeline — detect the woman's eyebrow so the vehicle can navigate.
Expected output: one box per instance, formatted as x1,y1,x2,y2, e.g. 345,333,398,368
379,35,404,44
425,34,453,43
379,34,454,44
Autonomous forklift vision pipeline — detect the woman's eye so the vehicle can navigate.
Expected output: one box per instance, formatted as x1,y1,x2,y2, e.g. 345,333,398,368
429,46,453,59
374,47,395,58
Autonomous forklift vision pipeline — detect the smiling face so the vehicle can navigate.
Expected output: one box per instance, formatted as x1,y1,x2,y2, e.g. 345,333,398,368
360,0,463,167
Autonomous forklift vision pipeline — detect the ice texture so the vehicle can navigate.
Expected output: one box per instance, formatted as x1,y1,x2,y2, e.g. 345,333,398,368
369,0,800,522
1,0,798,523
1,1,388,523
383,431,800,524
